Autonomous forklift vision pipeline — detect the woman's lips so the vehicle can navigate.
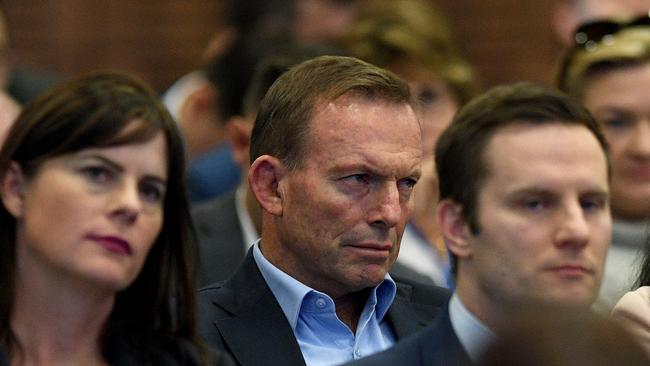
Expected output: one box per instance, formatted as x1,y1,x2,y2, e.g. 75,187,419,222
87,235,132,255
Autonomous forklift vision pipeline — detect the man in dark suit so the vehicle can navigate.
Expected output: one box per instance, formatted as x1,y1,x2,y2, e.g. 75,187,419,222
347,82,613,365
197,55,450,366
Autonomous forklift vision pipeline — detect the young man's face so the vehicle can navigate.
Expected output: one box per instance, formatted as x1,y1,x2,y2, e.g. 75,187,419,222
458,123,611,316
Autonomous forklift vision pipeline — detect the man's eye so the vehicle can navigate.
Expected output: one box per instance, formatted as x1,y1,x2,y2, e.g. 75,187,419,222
399,178,418,190
344,174,369,184
81,166,112,183
581,198,606,212
523,199,547,211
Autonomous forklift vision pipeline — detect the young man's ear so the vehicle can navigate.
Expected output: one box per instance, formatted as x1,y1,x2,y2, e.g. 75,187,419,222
1,162,26,219
437,199,473,259
248,155,287,217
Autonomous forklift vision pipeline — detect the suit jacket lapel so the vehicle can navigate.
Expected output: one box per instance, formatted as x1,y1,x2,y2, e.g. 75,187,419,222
213,250,306,366
387,281,440,339
420,308,472,365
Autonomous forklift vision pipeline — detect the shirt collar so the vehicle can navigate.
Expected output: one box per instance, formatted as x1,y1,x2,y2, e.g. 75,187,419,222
449,292,496,363
252,241,397,330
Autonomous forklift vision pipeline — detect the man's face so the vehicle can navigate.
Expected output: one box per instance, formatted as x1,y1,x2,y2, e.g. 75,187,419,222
459,123,610,315
271,94,422,298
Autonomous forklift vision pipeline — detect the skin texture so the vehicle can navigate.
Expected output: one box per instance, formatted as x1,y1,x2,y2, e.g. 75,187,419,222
6,132,167,292
582,63,650,220
252,94,422,303
440,123,611,330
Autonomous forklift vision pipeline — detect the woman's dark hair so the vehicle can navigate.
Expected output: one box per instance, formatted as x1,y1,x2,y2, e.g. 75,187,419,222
0,72,202,363
636,238,650,288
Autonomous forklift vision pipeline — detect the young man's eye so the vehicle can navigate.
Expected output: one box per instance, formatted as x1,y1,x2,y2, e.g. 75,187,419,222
581,197,606,212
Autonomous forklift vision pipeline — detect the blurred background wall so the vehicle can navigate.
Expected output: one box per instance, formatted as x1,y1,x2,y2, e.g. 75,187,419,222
1,0,562,93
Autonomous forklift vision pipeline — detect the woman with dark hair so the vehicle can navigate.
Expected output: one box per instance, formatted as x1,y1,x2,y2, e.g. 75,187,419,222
0,72,232,365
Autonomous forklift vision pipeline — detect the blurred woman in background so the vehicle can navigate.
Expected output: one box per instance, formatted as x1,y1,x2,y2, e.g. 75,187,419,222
559,15,650,312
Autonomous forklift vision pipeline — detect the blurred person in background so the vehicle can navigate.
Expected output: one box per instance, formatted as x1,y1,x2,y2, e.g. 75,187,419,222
165,0,365,203
559,16,650,312
552,0,650,47
0,8,61,106
341,0,477,287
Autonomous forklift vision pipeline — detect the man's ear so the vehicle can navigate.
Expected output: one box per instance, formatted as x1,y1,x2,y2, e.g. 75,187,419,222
1,162,27,219
248,155,287,216
178,83,218,125
437,199,473,259
225,115,253,168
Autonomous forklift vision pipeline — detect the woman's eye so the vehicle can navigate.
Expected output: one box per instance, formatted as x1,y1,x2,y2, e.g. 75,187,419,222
139,183,165,203
601,117,632,130
81,166,112,184
418,87,440,105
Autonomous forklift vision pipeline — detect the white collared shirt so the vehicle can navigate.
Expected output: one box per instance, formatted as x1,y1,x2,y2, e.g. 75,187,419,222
449,293,496,363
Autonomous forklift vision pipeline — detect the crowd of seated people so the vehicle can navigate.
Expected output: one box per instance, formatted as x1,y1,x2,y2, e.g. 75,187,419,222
2,1,650,365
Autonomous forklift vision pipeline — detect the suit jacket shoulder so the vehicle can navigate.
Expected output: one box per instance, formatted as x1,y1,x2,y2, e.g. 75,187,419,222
345,307,472,366
197,249,451,366
192,190,247,286
388,275,450,339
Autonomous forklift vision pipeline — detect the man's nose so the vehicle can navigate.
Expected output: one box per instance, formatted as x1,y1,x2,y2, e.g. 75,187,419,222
368,181,402,229
554,201,590,250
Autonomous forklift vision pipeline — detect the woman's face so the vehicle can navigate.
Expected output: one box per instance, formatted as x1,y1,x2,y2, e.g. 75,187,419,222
583,63,650,220
5,129,168,292
387,58,459,157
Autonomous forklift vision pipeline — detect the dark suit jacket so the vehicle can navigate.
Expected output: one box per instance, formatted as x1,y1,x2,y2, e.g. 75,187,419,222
192,190,247,286
344,306,472,366
197,249,451,366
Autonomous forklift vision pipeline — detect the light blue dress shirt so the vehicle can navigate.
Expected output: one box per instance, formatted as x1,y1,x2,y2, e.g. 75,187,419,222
253,242,398,366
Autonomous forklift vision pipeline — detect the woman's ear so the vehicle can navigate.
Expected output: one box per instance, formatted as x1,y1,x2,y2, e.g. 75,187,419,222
437,199,473,259
1,162,26,218
248,155,287,217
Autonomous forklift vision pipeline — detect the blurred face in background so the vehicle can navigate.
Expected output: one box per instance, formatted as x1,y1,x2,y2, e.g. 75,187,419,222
387,57,459,223
293,0,364,43
582,63,650,220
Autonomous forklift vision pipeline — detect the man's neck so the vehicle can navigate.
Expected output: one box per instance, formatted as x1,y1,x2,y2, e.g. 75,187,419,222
333,288,372,333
